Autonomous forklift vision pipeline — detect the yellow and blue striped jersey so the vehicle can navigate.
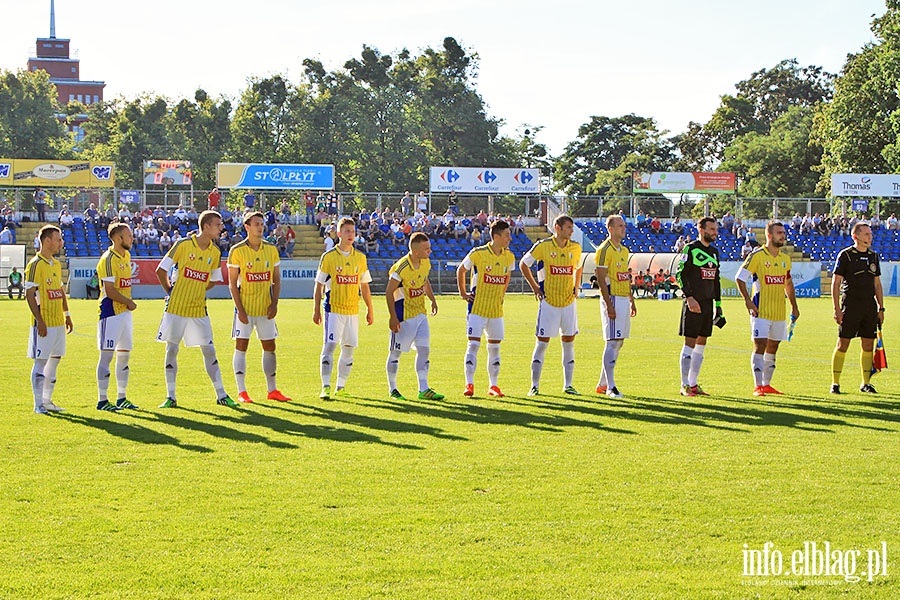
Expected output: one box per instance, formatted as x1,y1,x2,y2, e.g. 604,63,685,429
316,246,371,315
159,235,222,318
389,253,430,321
523,237,581,308
227,240,280,317
97,247,133,319
25,254,65,327
462,243,515,319
595,239,631,297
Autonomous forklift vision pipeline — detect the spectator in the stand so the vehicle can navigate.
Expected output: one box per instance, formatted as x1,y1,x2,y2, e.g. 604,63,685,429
134,223,147,244
285,226,295,256
221,206,234,228
513,214,525,235
365,228,380,254
453,219,468,241
816,216,831,236
636,210,647,229
870,213,882,229
58,208,74,229
447,190,458,215
648,245,656,253
400,191,412,216
117,204,132,223
649,215,661,234
888,213,899,231
174,205,188,223
323,228,336,252
791,212,802,232
470,226,482,247
104,203,117,225
326,191,338,215
304,191,315,225
721,212,735,233
265,207,278,231
417,191,428,214
244,190,256,210
84,202,100,225
315,208,328,228
153,217,168,234
146,224,159,246
279,199,291,224
673,235,686,253
185,207,199,228
745,227,757,243
390,218,403,242
33,187,47,221
671,216,684,234
741,239,754,259
0,225,13,244
218,229,231,253
165,210,179,230
157,231,172,254
273,225,287,256
208,187,220,210
801,213,813,234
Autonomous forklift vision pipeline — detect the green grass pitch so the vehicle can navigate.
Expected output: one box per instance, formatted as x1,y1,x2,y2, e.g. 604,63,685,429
0,294,897,599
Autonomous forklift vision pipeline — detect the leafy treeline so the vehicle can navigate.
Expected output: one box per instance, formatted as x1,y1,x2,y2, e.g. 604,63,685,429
3,5,900,198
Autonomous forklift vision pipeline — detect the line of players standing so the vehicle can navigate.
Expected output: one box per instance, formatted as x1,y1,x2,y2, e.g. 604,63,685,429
22,211,885,414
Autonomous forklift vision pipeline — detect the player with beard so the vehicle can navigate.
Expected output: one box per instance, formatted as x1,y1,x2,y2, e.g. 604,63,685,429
675,217,722,396
735,221,800,396
95,223,139,411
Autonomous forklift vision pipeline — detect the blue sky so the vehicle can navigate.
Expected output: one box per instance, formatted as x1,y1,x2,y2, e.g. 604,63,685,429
1,0,887,154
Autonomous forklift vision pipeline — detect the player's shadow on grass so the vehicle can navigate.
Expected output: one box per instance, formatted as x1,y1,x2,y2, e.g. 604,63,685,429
183,405,426,450
350,394,637,435
718,395,899,430
125,409,297,449
550,393,895,433
503,394,748,432
54,413,213,453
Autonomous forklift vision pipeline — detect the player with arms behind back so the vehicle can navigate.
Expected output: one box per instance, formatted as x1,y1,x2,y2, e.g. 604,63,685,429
227,211,291,404
385,232,444,401
456,219,516,398
25,225,72,414
520,214,583,396
95,222,139,411
313,217,375,400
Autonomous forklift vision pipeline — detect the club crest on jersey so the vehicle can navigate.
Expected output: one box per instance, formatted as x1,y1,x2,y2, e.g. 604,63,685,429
485,265,492,272
871,264,877,273
336,266,343,273
189,253,196,261
550,252,557,258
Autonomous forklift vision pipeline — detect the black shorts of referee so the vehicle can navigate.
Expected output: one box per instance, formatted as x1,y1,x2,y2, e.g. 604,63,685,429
838,298,878,339
679,298,714,338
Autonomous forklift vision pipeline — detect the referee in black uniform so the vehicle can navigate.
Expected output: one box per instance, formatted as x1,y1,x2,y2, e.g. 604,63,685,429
675,216,722,396
831,222,885,394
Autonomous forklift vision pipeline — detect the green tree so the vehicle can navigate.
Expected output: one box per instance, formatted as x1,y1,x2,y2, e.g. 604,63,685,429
816,3,900,186
0,69,70,158
554,114,676,195
169,89,232,189
721,105,821,197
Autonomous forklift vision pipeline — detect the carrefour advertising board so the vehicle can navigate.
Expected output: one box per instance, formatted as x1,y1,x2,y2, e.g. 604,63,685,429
430,167,540,194
217,163,334,190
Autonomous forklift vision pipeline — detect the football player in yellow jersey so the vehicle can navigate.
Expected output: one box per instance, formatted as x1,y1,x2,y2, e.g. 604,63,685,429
95,223,139,411
313,217,374,399
520,214,583,396
228,211,291,404
736,221,800,396
456,219,515,398
26,225,72,414
156,210,235,408
594,215,637,399
385,232,443,401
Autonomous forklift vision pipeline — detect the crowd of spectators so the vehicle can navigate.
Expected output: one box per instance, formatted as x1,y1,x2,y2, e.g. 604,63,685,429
316,206,527,254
